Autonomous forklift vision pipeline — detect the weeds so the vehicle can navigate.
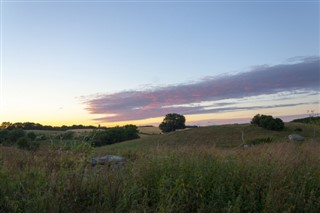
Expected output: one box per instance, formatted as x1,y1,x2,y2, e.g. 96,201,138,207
0,130,319,212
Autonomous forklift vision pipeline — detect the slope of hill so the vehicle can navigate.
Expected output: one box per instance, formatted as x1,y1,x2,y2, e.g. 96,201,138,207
96,122,320,155
291,116,320,124
1,122,320,212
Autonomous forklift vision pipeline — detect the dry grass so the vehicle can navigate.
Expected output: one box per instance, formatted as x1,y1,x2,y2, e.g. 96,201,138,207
1,122,320,212
138,126,162,135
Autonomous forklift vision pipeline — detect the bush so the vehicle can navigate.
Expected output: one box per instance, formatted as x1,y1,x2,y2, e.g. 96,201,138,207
8,129,26,143
0,129,9,144
62,131,74,140
17,137,31,149
27,132,37,141
91,125,140,147
17,136,40,151
251,114,284,131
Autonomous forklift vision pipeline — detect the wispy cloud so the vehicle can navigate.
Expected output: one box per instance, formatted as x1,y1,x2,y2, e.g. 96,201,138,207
84,56,320,122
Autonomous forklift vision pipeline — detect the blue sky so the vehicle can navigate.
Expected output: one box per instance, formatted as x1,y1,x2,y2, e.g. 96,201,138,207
1,1,319,126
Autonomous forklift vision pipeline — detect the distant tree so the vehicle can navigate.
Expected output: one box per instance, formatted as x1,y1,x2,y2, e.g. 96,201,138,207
159,113,186,133
0,122,12,129
250,114,284,131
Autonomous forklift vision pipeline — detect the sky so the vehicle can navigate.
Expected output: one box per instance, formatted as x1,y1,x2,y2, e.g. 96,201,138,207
0,0,319,127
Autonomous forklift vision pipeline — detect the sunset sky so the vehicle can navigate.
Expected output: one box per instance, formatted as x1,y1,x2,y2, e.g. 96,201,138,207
1,1,319,127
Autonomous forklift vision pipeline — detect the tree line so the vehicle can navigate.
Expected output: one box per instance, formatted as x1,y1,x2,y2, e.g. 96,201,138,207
0,124,140,149
0,122,105,131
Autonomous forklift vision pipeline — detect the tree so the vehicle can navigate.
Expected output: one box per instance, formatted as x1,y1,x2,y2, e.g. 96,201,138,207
159,113,186,133
250,114,284,131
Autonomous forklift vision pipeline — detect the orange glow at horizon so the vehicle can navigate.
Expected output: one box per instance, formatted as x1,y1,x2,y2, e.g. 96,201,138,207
2,100,318,127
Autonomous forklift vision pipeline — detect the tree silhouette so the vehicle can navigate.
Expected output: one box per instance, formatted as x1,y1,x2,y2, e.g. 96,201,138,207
159,113,186,133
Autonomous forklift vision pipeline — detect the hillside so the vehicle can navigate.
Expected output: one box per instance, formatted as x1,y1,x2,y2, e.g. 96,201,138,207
1,122,320,212
96,122,320,155
291,116,320,124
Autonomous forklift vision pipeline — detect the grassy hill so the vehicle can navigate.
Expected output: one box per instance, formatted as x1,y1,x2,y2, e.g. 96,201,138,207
1,122,320,212
291,116,320,125
96,122,320,155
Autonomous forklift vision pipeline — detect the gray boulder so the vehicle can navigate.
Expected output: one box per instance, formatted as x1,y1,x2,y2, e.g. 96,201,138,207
90,155,125,166
240,144,253,148
288,134,305,142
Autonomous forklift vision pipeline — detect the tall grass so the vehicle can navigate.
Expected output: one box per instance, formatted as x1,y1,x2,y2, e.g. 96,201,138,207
0,141,320,212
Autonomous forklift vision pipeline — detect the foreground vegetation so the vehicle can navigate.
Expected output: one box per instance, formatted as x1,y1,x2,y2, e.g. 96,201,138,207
0,123,319,212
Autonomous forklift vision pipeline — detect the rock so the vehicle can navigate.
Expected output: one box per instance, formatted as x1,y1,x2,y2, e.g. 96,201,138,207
288,134,305,142
90,155,125,166
240,143,253,148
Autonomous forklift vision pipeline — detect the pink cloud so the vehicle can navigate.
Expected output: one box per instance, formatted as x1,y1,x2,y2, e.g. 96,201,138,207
84,56,320,122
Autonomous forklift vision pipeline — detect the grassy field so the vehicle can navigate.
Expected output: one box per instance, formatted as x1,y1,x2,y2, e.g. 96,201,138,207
1,122,320,212
138,126,162,135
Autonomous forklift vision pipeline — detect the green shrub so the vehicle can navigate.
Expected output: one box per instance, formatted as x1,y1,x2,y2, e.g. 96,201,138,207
91,125,139,147
17,136,40,151
61,131,75,140
251,114,284,131
8,129,25,143
27,132,36,141
17,137,31,149
0,129,9,144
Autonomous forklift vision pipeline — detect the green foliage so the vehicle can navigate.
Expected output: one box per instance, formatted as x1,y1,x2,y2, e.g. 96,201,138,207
17,136,40,151
17,137,30,149
61,131,74,140
0,121,103,131
91,125,139,147
0,129,40,150
8,129,26,143
27,131,36,141
0,129,9,144
159,113,186,133
251,114,284,131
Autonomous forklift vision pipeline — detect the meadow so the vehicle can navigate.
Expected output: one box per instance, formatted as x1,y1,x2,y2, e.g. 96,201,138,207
0,122,320,212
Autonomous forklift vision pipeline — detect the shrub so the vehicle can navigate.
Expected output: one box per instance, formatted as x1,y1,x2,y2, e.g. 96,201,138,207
17,136,31,149
17,136,40,151
62,131,75,140
0,129,9,144
27,131,37,141
251,114,284,131
8,129,25,143
91,125,140,147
